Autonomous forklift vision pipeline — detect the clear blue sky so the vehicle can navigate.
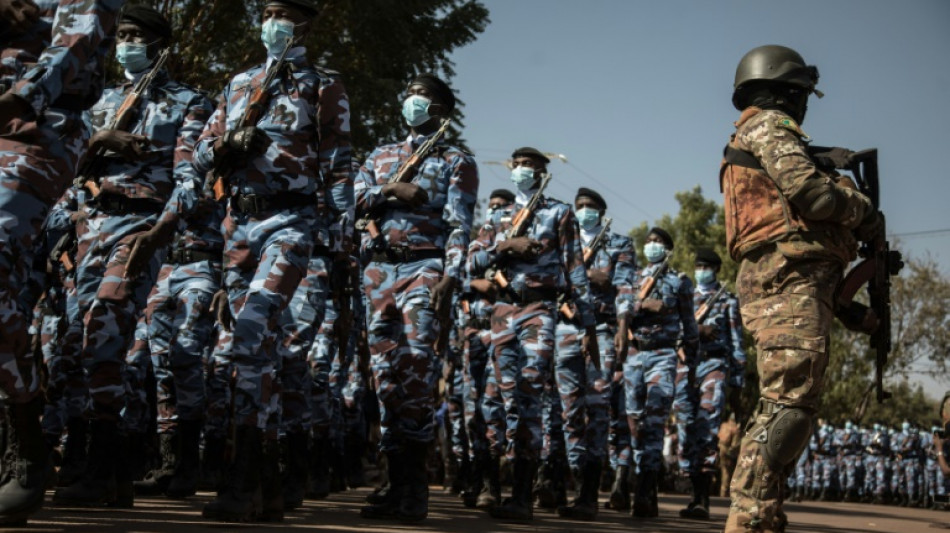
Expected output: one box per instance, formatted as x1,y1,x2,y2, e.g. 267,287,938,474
449,0,950,397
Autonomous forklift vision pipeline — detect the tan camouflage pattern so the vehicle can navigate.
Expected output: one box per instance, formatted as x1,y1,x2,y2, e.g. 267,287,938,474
721,107,867,265
725,247,842,532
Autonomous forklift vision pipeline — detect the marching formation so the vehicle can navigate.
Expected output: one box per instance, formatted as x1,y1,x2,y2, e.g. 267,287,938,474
0,1,918,532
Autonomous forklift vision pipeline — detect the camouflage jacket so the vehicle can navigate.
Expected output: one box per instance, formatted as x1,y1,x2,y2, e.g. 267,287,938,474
355,133,478,282
461,203,517,323
580,225,637,321
83,69,214,204
693,282,746,387
0,0,57,90
165,52,354,250
721,107,869,264
467,193,596,328
11,0,125,115
631,261,698,364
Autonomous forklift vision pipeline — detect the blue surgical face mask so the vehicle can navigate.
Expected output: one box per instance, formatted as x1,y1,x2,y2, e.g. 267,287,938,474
116,42,152,73
261,18,295,56
643,242,666,263
402,95,431,127
695,269,716,286
510,166,537,192
575,207,600,231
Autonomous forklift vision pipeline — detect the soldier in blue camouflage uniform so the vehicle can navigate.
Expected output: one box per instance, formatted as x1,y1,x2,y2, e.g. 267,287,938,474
622,227,698,518
467,147,598,521
0,0,125,523
554,187,636,521
896,422,922,506
677,248,746,520
840,420,864,501
865,423,890,503
126,1,353,522
459,189,514,510
356,74,477,523
923,427,944,508
51,6,212,508
815,422,840,501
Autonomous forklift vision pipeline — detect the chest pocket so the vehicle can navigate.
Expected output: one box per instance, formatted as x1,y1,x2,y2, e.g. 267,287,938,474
414,157,447,204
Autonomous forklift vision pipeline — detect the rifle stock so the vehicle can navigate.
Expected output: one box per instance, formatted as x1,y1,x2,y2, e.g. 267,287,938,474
637,257,669,301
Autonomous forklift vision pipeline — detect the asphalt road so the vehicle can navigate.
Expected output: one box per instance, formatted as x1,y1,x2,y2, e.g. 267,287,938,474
10,489,950,532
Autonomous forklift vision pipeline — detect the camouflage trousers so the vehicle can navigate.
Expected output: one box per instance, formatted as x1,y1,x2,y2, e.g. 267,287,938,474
363,257,442,450
277,254,329,434
539,377,564,462
310,295,338,439
674,356,728,475
204,327,232,438
623,347,677,474
899,458,921,497
609,359,631,469
486,300,557,461
0,110,85,402
792,452,809,489
840,454,863,492
446,359,468,458
926,457,946,497
38,284,69,437
144,259,219,433
863,455,884,496
222,208,314,430
554,320,610,469
726,248,842,533
812,455,838,491
462,325,491,458
328,302,368,449
68,210,164,422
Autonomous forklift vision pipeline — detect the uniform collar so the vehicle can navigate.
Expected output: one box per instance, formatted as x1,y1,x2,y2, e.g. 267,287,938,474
265,46,306,71
580,225,600,245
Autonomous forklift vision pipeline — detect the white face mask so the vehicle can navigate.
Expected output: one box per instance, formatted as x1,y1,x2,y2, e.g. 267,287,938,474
261,18,295,56
402,95,431,127
644,242,666,263
510,166,536,191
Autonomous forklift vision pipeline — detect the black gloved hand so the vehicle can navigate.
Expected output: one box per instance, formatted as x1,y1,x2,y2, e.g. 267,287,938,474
220,127,271,156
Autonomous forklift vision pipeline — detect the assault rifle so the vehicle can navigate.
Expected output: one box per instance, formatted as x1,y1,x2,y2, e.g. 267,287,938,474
560,216,612,320
486,173,552,289
694,284,727,323
355,117,453,239
810,146,903,404
75,48,171,196
49,231,77,273
636,255,670,301
211,38,293,200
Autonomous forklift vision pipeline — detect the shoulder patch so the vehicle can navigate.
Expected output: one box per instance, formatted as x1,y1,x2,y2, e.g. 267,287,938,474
776,116,809,139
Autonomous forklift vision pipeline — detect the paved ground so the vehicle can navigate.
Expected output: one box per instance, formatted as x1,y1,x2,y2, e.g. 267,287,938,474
10,489,950,532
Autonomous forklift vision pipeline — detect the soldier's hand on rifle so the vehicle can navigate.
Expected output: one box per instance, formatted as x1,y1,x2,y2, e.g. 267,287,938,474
698,324,716,341
91,130,150,161
0,0,39,34
587,269,610,291
854,208,884,242
614,317,629,360
639,298,664,314
383,182,429,208
470,278,497,299
124,221,175,278
583,326,601,371
219,126,271,156
210,289,233,332
496,236,541,259
0,92,34,129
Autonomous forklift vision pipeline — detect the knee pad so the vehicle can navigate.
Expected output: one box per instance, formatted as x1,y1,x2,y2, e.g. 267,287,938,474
749,404,813,472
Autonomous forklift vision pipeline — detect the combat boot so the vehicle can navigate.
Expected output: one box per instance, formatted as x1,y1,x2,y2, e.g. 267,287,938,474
360,449,405,519
329,444,347,493
490,457,535,521
462,452,484,508
202,425,263,522
256,438,283,522
199,432,225,491
343,430,366,488
476,454,501,510
679,472,711,520
0,399,51,525
280,430,308,510
533,456,558,509
134,430,177,495
632,470,658,518
557,461,601,521
396,444,429,522
307,436,330,499
56,417,88,488
166,420,201,498
53,419,120,507
606,464,630,511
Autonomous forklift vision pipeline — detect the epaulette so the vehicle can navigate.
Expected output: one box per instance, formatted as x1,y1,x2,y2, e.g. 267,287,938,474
774,114,809,140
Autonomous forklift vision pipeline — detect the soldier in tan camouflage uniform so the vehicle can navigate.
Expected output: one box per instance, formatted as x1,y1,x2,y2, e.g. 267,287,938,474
719,45,883,532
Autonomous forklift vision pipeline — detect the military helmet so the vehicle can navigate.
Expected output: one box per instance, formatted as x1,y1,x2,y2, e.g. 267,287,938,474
732,45,820,109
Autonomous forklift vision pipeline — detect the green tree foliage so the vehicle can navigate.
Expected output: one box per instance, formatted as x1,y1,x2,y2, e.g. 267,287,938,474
129,0,490,156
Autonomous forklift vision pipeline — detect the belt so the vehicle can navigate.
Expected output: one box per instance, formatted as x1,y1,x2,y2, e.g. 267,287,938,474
92,193,163,215
369,248,443,264
231,192,314,214
633,337,676,351
168,248,222,264
495,286,559,306
50,93,87,112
